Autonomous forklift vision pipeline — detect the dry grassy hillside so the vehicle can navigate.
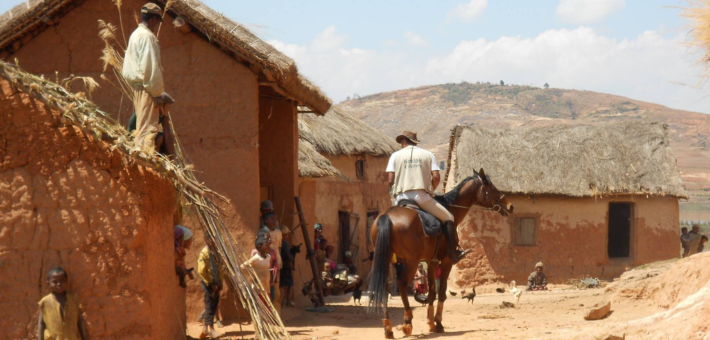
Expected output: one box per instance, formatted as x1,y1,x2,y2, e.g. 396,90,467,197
340,82,710,209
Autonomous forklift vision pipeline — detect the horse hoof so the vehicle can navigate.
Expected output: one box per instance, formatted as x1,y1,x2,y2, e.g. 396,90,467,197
435,322,445,333
402,324,413,336
428,324,437,333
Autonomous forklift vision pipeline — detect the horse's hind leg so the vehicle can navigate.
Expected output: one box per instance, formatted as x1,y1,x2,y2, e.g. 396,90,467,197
383,295,394,339
398,258,418,337
434,261,454,333
426,261,439,333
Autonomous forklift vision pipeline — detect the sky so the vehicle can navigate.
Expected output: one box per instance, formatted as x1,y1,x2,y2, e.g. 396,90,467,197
2,0,709,113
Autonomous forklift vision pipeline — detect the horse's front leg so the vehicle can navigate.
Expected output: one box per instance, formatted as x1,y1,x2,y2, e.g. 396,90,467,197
426,260,439,333
435,261,454,333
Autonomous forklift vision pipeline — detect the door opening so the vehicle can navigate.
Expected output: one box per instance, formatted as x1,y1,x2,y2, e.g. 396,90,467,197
338,211,351,263
608,203,632,258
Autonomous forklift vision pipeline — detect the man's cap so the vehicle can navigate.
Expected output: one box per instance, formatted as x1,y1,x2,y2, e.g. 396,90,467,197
535,262,544,268
142,3,164,21
395,131,421,144
260,200,274,211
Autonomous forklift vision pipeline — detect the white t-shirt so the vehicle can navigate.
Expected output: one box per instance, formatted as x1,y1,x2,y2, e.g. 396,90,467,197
385,146,439,173
386,146,440,203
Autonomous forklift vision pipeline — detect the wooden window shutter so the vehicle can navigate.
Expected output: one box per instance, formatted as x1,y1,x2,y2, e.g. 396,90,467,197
514,217,535,246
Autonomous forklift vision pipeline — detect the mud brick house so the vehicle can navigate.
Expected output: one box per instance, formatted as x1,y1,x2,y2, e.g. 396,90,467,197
0,0,331,316
0,62,185,339
443,122,687,286
294,106,397,293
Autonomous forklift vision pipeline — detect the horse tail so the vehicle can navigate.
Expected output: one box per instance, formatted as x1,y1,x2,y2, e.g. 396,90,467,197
368,214,393,315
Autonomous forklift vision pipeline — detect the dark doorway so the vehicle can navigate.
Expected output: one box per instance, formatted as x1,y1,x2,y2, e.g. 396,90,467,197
339,211,351,262
608,203,632,258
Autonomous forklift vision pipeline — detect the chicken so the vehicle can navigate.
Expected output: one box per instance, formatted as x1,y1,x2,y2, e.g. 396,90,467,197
449,290,457,296
508,280,522,303
460,289,466,295
461,288,476,303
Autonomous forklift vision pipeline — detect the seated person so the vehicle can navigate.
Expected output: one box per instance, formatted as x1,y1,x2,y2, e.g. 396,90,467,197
324,245,337,274
343,251,357,275
526,262,548,291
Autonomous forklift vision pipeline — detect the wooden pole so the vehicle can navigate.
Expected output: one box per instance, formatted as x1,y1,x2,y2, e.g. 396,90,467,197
294,196,325,307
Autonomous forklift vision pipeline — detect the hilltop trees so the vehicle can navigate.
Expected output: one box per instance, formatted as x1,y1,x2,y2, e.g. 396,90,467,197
544,82,549,89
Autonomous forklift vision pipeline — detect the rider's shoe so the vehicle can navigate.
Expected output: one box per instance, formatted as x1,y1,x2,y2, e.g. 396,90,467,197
449,248,472,264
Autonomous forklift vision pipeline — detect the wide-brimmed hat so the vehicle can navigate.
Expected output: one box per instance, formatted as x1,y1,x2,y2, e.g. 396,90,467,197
142,3,164,21
535,262,544,268
396,131,420,144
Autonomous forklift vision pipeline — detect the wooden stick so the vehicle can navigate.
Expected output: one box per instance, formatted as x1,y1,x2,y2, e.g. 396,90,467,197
294,197,325,307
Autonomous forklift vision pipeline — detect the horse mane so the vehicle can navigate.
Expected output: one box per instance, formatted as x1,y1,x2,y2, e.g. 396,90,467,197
434,174,478,206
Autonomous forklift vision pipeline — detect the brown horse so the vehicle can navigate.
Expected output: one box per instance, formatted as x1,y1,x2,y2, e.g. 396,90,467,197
368,169,513,338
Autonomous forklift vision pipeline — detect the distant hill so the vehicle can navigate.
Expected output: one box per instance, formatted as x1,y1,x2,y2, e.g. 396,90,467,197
340,82,710,210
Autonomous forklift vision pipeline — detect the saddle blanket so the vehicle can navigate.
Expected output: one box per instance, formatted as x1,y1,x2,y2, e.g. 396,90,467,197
397,200,443,238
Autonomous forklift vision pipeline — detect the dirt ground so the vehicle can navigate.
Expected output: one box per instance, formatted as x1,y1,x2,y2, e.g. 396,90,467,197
186,254,710,340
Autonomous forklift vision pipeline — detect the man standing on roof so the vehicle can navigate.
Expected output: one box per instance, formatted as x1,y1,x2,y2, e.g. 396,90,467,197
385,131,468,264
123,3,174,151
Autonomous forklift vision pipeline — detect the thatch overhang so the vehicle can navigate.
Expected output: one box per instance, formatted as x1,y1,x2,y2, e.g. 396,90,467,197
298,139,343,178
444,122,688,198
298,105,399,158
0,0,331,114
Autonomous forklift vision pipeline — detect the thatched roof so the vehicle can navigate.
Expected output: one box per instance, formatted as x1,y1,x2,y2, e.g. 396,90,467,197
299,105,398,157
298,139,343,178
0,0,331,114
445,122,687,198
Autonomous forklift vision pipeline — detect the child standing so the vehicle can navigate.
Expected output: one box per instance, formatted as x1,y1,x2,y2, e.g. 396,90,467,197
197,237,223,339
37,267,89,340
243,234,273,305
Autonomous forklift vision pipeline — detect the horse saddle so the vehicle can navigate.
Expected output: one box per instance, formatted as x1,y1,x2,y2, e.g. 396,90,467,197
397,199,443,238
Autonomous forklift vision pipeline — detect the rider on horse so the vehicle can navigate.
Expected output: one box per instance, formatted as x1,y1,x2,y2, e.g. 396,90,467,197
385,131,467,264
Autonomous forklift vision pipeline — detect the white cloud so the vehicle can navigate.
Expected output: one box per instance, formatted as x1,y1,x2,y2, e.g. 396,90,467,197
404,31,429,47
448,0,487,22
556,0,625,25
310,26,347,52
269,26,709,114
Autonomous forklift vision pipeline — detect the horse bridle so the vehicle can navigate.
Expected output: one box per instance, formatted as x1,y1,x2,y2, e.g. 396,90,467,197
447,177,506,212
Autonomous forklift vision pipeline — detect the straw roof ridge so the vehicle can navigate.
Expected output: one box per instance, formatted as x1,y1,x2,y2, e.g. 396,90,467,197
298,105,399,157
447,122,687,198
0,0,331,114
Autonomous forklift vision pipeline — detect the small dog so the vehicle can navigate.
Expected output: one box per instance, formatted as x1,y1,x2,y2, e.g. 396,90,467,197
462,288,477,303
353,282,363,305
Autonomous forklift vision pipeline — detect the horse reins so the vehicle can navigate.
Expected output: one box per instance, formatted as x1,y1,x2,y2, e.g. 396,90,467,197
445,177,506,212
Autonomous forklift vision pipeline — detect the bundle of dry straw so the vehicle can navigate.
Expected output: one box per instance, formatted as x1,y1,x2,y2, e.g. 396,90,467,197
685,0,710,79
0,60,291,339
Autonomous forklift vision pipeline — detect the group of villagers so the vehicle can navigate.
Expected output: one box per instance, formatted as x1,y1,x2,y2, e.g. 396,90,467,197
680,224,708,257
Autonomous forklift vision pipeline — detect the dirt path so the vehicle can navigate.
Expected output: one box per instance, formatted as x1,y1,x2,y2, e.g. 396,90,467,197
188,284,655,339
186,255,710,340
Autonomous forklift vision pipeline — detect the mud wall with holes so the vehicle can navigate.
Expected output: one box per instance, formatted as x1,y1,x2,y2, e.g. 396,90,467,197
452,194,680,288
4,0,275,321
291,155,391,302
0,81,182,339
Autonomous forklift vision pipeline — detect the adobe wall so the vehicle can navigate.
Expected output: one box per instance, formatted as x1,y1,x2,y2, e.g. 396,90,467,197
453,194,681,287
292,155,392,303
259,89,297,229
0,82,182,339
4,0,265,319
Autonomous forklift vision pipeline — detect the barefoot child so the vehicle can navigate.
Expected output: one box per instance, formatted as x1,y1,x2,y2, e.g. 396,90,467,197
198,237,223,339
38,267,89,340
243,235,273,304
